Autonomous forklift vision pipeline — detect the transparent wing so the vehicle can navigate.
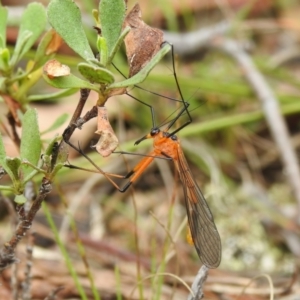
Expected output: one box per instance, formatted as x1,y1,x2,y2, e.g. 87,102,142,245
175,148,221,268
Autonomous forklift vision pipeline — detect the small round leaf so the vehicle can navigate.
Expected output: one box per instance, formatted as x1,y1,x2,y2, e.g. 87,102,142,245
14,194,27,204
78,63,115,84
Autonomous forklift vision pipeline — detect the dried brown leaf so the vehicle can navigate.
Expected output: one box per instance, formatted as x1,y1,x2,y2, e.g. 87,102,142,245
45,30,63,55
123,3,164,77
94,106,118,157
43,59,70,79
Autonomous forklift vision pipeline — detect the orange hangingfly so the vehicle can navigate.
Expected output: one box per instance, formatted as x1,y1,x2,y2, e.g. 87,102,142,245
65,44,221,268
120,101,221,268
67,101,222,269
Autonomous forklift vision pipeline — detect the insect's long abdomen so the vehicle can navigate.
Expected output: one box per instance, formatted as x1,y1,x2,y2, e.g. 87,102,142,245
176,148,221,268
152,131,221,268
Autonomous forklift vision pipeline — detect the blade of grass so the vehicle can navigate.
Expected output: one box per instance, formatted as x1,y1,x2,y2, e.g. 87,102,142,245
42,201,88,300
114,264,123,300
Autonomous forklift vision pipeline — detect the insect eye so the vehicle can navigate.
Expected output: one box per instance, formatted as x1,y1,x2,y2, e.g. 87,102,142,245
171,135,177,141
150,128,159,136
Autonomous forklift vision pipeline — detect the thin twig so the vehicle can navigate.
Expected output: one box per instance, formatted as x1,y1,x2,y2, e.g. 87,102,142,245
11,263,19,300
22,233,35,300
61,88,92,144
43,286,64,300
187,265,209,300
0,177,52,272
212,37,300,218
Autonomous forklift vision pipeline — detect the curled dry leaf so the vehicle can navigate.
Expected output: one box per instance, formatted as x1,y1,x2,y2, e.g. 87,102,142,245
43,59,70,79
123,3,164,77
45,29,63,55
93,106,118,157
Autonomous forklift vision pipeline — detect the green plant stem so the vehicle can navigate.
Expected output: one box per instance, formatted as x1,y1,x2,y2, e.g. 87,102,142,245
0,185,15,192
154,202,175,300
114,264,123,300
131,190,144,300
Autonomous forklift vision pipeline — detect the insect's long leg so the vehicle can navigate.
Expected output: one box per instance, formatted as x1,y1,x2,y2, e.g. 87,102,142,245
168,42,191,111
112,42,191,129
111,63,157,127
63,44,191,191
165,104,191,137
112,62,184,103
113,151,171,161
125,93,156,128
65,145,162,193
162,42,192,136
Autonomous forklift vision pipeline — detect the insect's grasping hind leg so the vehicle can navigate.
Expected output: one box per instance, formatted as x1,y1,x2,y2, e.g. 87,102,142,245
161,41,192,136
125,93,157,128
64,145,161,193
64,142,127,191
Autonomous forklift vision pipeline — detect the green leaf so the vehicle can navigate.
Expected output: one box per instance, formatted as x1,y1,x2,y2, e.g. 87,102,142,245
28,88,78,101
41,113,69,135
44,135,62,157
10,3,46,64
51,141,69,176
38,135,62,172
34,30,53,64
0,77,6,90
0,132,7,166
14,194,27,204
0,132,6,155
10,30,32,66
0,134,20,184
32,30,58,70
47,0,94,60
5,157,21,182
43,73,99,91
78,63,115,84
0,6,8,48
86,58,105,68
20,109,42,178
0,47,10,72
92,9,100,26
107,26,130,66
99,0,126,58
0,132,13,180
97,36,108,66
40,136,68,176
108,43,171,89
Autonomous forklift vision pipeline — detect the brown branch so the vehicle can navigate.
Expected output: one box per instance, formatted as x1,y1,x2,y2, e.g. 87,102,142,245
61,88,91,143
0,177,52,272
